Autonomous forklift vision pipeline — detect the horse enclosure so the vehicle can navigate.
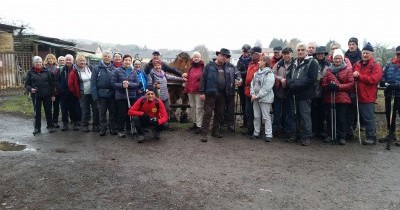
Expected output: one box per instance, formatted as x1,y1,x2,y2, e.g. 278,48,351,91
0,52,32,95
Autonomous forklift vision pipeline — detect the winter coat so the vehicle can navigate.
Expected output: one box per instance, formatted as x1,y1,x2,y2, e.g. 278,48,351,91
91,61,114,101
272,58,294,99
199,61,234,96
46,64,60,96
148,69,183,101
58,65,74,96
345,49,362,66
25,67,55,97
68,65,93,99
315,58,330,98
271,56,282,68
111,66,140,100
353,58,383,103
128,96,168,125
286,56,319,100
381,57,400,97
236,55,251,80
184,60,204,94
244,60,260,97
250,67,275,103
321,63,354,104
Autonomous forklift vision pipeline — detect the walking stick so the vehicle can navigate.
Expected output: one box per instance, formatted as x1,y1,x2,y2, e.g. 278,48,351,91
126,88,137,135
386,89,395,150
355,80,362,144
32,92,38,136
333,91,337,145
330,91,337,145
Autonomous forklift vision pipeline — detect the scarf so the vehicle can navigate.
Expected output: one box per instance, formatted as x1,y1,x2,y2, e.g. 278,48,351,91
34,66,42,73
329,62,346,74
113,62,122,68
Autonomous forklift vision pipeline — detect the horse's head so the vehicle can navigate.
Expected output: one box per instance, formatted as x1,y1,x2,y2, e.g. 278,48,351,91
169,52,191,73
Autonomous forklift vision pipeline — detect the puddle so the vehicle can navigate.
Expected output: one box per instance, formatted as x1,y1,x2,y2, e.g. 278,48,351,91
0,141,32,151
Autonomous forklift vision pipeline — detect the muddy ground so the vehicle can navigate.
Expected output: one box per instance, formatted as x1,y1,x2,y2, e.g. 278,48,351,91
1,113,400,210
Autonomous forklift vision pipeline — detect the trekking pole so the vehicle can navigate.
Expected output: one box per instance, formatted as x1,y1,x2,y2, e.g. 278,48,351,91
32,92,38,136
330,91,334,145
333,91,337,145
355,80,361,144
387,89,395,150
126,88,137,135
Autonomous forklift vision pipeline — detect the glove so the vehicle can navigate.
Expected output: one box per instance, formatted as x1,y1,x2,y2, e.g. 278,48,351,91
142,113,150,121
138,82,144,90
328,82,339,92
150,117,158,126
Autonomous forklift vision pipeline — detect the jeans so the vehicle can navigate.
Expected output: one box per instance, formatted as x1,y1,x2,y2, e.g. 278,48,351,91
359,103,376,139
97,97,117,131
295,99,312,139
272,96,296,135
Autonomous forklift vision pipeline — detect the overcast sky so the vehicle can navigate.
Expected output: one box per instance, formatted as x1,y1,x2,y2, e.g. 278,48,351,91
1,0,398,52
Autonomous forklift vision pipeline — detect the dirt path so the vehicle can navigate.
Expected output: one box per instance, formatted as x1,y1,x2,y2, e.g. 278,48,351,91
1,113,400,209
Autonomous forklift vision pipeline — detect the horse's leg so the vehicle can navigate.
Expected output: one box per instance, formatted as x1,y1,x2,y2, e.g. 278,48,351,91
168,87,178,122
179,91,189,123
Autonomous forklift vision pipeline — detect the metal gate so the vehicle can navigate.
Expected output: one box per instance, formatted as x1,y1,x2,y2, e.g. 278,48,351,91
0,52,32,95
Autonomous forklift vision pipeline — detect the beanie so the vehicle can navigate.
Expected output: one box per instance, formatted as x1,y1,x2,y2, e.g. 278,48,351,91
33,56,42,63
362,42,374,52
396,46,400,53
348,37,358,46
333,49,344,59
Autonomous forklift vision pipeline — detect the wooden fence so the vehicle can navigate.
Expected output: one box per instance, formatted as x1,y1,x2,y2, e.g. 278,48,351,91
0,52,32,95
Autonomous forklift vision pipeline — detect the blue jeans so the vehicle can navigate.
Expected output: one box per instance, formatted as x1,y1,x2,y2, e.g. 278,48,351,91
272,96,296,135
295,99,312,139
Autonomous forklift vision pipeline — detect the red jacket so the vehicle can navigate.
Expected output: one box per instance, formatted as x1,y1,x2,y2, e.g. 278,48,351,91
184,60,204,93
128,97,168,125
353,58,383,103
322,64,354,104
244,60,259,97
68,68,81,98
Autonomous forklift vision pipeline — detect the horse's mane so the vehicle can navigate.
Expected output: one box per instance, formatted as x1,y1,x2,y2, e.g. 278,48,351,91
169,52,191,73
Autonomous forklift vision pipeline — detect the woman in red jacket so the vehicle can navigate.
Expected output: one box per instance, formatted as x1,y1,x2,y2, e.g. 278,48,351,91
182,51,205,133
128,87,168,143
322,49,354,145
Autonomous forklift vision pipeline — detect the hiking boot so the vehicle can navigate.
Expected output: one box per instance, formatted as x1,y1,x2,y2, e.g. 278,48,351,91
153,130,160,140
286,136,297,143
194,127,201,134
137,135,145,143
265,136,272,142
118,132,126,138
188,123,197,131
301,138,311,146
73,123,80,131
362,139,376,145
338,139,346,145
324,136,333,143
48,126,56,133
61,123,69,131
99,129,106,136
110,130,118,135
211,132,222,138
92,125,100,132
200,135,208,142
250,135,259,140
33,128,41,135
54,123,60,128
81,126,90,132
395,140,400,147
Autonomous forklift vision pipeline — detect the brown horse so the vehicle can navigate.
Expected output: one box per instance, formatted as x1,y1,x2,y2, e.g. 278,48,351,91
167,52,191,123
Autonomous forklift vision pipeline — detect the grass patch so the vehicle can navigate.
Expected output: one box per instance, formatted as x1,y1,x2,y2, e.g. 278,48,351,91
0,94,34,117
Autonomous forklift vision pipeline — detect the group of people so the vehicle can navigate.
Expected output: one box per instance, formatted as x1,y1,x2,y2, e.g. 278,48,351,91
25,38,400,146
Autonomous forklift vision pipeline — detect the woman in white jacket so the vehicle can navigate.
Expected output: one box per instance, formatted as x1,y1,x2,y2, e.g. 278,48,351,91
250,55,275,142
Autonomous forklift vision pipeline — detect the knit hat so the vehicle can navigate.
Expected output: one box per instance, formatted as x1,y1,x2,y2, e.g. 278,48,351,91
348,37,358,46
333,49,344,59
152,51,160,56
32,56,42,63
362,42,374,52
396,46,400,53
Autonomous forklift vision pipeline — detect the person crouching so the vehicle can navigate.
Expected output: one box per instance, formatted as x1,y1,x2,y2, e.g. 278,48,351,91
128,87,168,143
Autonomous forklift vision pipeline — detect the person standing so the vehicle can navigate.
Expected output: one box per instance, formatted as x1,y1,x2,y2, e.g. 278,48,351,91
44,53,61,128
133,60,148,98
307,42,317,56
112,54,140,138
236,44,252,127
379,46,400,145
272,47,296,139
91,51,117,136
286,43,319,146
199,48,235,142
182,51,205,134
250,55,275,142
25,56,56,135
321,49,354,145
68,54,99,132
353,42,383,145
243,46,262,136
271,46,283,67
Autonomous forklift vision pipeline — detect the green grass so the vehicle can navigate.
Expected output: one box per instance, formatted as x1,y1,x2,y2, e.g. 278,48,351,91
0,94,34,117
